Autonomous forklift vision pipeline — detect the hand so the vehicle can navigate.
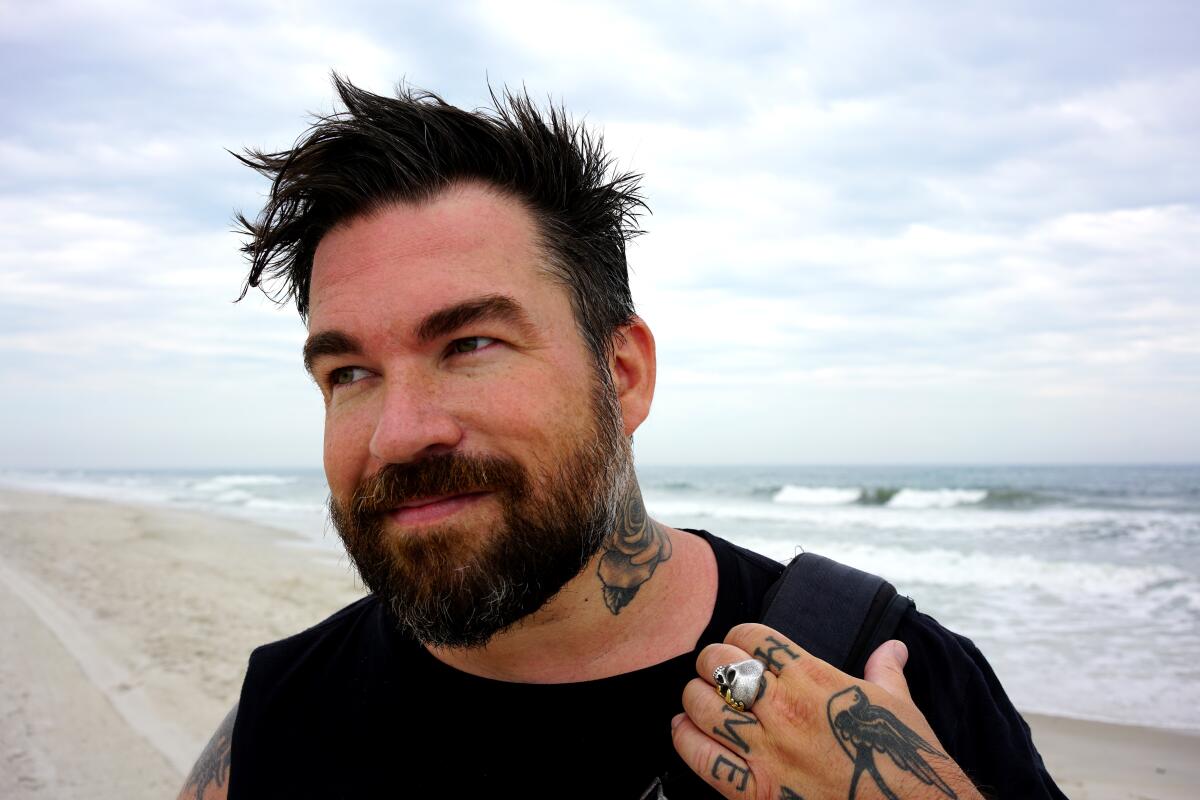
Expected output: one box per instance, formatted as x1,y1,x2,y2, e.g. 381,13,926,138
671,623,983,800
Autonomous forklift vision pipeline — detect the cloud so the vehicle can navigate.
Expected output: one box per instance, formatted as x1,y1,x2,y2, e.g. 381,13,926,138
1,0,1197,465
637,203,1200,404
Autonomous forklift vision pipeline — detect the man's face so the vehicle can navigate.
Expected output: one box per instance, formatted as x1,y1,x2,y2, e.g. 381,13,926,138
306,183,631,646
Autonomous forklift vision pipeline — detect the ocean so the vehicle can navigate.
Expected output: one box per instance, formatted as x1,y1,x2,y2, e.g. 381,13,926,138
4,464,1198,732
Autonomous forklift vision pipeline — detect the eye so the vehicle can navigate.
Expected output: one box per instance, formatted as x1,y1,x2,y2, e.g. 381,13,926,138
449,336,497,355
329,366,372,388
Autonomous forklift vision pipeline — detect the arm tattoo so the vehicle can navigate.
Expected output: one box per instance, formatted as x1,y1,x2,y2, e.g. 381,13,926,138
181,703,236,799
596,489,672,614
711,754,751,792
753,635,800,673
780,788,806,800
712,704,759,754
827,686,957,800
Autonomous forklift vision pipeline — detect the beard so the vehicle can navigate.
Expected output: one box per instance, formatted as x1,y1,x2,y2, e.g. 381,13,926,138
328,376,632,648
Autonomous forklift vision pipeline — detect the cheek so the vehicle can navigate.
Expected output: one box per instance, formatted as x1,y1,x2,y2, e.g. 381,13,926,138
480,372,587,434
322,404,375,498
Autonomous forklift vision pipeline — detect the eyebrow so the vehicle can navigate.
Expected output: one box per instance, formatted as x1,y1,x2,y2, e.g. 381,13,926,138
303,330,362,375
415,294,536,344
302,294,537,375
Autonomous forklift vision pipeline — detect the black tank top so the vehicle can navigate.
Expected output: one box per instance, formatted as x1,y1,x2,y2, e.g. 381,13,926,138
229,530,782,799
228,530,1065,799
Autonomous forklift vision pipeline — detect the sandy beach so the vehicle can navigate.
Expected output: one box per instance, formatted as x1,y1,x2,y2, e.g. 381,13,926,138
0,487,1195,799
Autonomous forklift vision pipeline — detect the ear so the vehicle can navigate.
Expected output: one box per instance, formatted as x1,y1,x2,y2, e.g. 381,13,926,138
608,316,656,436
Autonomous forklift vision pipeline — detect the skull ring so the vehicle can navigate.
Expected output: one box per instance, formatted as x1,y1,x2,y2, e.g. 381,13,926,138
712,658,765,712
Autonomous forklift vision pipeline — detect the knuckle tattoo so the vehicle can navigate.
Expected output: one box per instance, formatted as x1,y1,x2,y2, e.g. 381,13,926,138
751,635,801,675
710,754,752,793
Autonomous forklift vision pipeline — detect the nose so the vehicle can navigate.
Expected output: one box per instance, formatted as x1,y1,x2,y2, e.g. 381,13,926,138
368,376,464,465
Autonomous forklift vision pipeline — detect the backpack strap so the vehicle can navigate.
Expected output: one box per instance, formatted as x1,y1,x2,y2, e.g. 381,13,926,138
760,552,914,678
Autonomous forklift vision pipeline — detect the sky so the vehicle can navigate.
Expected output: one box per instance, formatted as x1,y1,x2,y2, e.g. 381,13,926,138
1,0,1198,468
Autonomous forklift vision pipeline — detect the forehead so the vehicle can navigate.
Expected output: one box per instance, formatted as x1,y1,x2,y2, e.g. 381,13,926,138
308,183,561,326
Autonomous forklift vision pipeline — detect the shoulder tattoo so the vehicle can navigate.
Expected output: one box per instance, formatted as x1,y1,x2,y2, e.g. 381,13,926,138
180,703,236,799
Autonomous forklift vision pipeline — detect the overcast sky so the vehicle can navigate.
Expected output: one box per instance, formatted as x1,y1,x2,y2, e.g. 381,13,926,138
2,0,1198,468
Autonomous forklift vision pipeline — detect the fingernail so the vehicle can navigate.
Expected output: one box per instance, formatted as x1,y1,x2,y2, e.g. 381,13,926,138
671,713,686,730
892,640,909,667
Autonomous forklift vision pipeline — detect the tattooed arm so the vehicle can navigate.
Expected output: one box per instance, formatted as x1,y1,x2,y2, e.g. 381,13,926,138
176,703,236,800
672,627,984,800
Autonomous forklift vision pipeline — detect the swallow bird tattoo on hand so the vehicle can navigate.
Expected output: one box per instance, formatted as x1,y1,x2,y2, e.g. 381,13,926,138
827,686,957,800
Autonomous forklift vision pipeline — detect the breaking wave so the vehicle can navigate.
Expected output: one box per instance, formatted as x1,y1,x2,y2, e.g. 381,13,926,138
769,485,1039,509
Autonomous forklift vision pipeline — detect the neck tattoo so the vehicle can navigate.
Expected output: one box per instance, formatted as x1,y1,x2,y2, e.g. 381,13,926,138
596,490,673,614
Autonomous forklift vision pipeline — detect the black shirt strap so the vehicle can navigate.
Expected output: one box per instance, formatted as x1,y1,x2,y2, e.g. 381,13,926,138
760,552,915,678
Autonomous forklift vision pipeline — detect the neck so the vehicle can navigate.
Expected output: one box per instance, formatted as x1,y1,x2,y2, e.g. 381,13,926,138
425,484,718,683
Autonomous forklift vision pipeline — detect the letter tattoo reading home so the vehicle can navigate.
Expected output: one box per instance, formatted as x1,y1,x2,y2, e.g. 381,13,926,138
711,754,751,792
712,705,759,754
753,635,801,673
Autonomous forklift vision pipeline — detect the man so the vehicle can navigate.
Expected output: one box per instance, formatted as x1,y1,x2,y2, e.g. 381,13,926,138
180,77,1065,799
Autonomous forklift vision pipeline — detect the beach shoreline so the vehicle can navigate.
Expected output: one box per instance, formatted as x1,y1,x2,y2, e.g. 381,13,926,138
1,487,1195,799
0,488,364,797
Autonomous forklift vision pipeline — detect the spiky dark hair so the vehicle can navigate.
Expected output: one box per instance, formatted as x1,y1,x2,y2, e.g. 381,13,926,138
234,74,647,363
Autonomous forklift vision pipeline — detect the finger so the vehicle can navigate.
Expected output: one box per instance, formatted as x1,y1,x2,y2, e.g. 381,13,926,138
724,622,808,676
681,677,764,758
863,639,913,703
671,712,759,799
721,624,851,737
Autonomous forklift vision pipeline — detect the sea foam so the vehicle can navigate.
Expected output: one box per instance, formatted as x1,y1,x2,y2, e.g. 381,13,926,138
887,488,987,508
772,486,862,505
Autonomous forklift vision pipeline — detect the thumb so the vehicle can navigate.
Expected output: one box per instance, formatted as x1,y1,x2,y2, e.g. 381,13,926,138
864,639,912,703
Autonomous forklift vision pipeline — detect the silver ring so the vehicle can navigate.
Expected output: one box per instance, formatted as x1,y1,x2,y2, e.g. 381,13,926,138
712,658,764,712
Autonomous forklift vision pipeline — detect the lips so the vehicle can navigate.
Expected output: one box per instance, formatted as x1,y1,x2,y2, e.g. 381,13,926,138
397,493,464,509
386,491,489,526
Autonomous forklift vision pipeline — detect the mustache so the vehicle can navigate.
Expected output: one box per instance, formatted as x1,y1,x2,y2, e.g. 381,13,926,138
348,453,529,517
